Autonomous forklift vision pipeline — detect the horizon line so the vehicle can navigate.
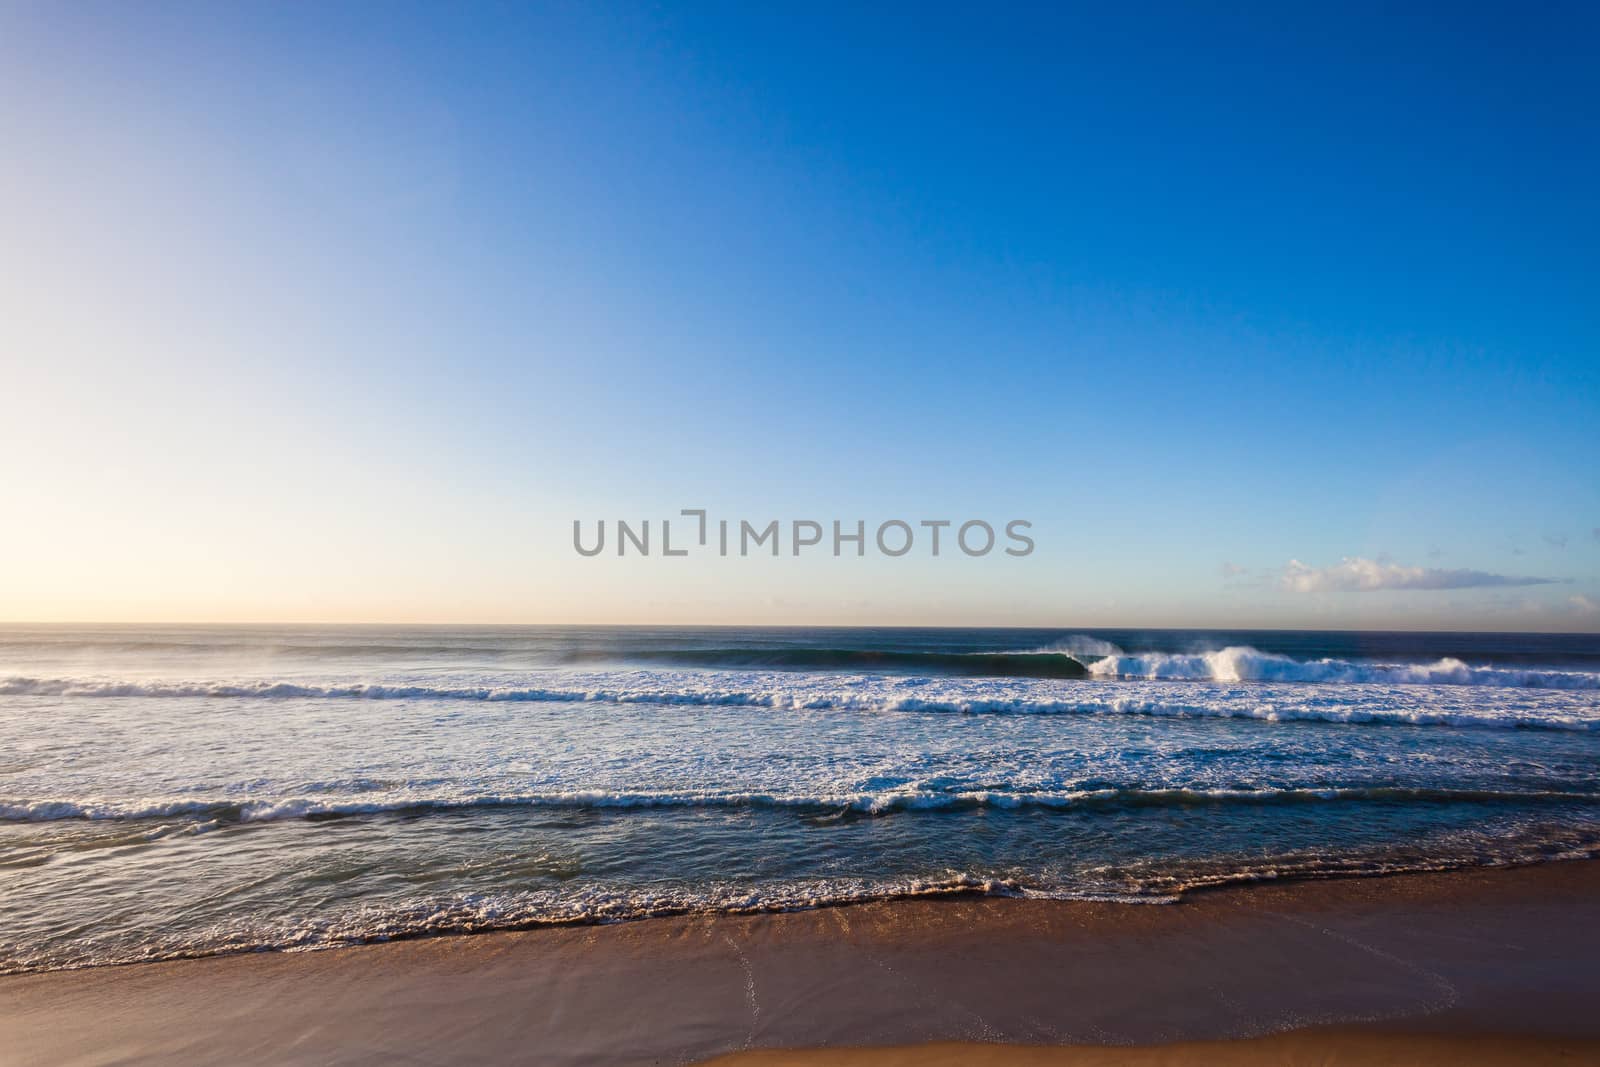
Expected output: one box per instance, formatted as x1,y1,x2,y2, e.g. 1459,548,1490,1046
1,619,1597,636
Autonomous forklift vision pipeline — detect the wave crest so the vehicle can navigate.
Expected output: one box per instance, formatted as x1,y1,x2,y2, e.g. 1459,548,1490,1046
587,647,1090,678
2,672,1597,731
5,785,1597,824
1086,646,1600,689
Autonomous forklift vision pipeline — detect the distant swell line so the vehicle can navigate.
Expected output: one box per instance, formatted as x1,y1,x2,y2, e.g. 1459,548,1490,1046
5,785,1598,824
581,648,1091,678
1,674,1596,731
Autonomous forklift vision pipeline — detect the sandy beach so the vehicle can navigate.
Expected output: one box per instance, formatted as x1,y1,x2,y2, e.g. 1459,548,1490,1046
5,861,1599,1065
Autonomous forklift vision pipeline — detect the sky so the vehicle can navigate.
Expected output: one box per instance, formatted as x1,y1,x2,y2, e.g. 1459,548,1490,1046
1,2,1596,629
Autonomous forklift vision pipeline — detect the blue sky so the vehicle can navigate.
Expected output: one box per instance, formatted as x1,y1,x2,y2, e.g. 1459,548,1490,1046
1,3,1596,627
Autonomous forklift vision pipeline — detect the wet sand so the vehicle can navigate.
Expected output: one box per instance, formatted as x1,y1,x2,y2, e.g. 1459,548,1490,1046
700,1032,1600,1066
4,861,1599,1065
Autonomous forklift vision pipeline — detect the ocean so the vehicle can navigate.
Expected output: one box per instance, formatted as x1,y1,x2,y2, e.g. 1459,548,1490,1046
3,624,1598,974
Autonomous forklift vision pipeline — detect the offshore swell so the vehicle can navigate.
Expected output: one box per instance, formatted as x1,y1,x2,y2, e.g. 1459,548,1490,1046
2,625,1598,975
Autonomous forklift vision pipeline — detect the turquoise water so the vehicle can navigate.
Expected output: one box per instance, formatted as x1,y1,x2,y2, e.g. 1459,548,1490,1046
2,625,1598,973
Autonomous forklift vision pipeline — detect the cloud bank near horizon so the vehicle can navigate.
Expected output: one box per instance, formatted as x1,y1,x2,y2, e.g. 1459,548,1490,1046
1281,557,1563,594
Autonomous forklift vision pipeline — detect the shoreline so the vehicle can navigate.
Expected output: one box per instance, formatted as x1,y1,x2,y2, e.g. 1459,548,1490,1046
9,852,1600,979
6,860,1600,1065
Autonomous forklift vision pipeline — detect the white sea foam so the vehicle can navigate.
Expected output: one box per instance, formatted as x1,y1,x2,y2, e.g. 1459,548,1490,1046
0,872,1163,975
3,667,1598,731
5,784,1595,824
1085,646,1600,689
11,835,1600,975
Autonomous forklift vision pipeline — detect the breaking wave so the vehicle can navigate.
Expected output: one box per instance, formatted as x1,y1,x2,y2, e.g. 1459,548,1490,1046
1086,646,1600,689
6,785,1598,824
2,671,1597,730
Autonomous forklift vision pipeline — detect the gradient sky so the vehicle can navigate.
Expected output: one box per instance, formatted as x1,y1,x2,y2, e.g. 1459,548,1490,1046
2,2,1597,629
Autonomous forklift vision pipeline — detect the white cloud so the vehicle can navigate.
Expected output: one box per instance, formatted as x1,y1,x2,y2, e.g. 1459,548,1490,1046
1220,561,1248,578
1280,557,1561,593
1571,595,1600,615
